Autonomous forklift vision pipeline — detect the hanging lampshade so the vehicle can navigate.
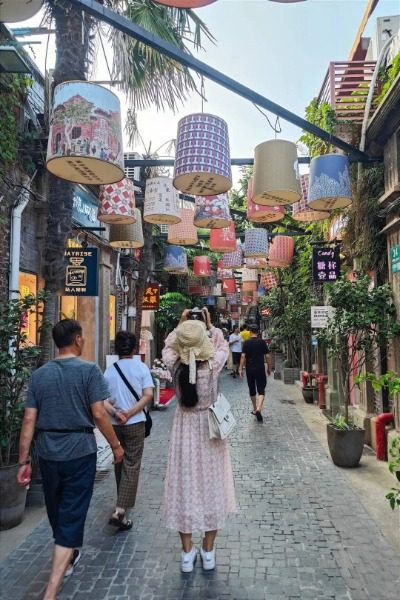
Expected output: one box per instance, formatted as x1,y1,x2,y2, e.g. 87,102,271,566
217,296,227,310
242,281,257,292
209,222,236,252
47,81,124,185
200,284,211,297
212,283,222,296
153,1,216,7
0,1,43,22
167,208,198,245
262,270,278,289
193,255,212,277
268,235,294,268
98,178,136,224
223,246,243,269
194,194,231,229
173,113,232,196
188,279,203,295
245,257,268,270
241,294,254,305
164,246,188,273
307,154,352,210
144,176,181,225
217,259,233,280
207,296,216,306
109,208,143,248
247,176,285,223
226,293,238,305
242,268,258,282
292,174,329,222
253,140,301,206
244,229,268,258
222,278,236,294
257,286,266,297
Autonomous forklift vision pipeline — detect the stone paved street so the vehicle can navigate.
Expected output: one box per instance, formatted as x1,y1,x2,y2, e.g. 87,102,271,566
1,372,400,600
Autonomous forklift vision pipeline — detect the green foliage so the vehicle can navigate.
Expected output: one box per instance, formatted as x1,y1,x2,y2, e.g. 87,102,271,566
228,166,252,235
299,98,337,157
377,52,400,105
386,435,400,511
0,74,32,177
155,292,191,333
0,292,47,467
330,414,354,430
355,370,400,397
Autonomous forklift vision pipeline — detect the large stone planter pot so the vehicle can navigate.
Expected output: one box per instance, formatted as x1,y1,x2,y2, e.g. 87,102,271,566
302,386,318,404
327,424,365,468
0,463,27,530
283,367,300,385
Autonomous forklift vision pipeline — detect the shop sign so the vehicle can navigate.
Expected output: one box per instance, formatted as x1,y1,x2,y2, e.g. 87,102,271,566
391,245,400,273
312,247,340,283
142,283,160,310
72,186,101,229
311,306,334,328
64,248,99,296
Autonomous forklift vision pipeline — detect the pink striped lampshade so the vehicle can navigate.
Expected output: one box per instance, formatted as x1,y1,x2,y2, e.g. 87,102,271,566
268,236,294,267
247,176,285,223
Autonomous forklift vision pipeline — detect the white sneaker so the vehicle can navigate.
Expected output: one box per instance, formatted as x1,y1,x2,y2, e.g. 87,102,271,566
181,546,197,573
64,548,81,577
200,546,216,571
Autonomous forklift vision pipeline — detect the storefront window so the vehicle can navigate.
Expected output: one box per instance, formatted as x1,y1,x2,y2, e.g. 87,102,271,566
109,295,116,342
19,272,38,345
60,296,78,320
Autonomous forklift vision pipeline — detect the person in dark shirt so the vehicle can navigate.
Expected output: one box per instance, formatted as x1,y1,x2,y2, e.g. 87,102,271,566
239,324,272,422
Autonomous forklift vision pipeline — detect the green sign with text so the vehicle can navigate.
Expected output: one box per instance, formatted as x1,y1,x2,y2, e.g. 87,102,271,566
391,245,400,273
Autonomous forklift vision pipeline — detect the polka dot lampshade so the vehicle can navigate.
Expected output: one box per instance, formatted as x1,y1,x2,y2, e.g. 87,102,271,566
223,246,243,269
98,178,136,224
144,177,181,225
109,208,144,248
244,228,268,258
209,222,236,252
262,270,278,289
194,194,231,229
268,236,294,268
173,113,232,196
253,140,301,206
307,154,352,211
292,174,329,222
247,176,285,223
167,208,198,245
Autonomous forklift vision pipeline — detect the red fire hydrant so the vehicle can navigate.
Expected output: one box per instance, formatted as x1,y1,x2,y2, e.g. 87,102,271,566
316,375,328,410
302,371,310,387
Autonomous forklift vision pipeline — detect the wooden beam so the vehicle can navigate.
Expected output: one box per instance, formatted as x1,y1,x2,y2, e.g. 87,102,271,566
348,0,380,61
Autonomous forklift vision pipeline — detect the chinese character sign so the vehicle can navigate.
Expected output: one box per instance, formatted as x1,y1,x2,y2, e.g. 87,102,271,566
391,245,400,273
64,248,99,296
312,247,340,283
142,283,160,310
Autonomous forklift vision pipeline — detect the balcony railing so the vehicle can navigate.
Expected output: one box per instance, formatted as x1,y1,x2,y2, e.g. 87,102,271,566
317,61,379,123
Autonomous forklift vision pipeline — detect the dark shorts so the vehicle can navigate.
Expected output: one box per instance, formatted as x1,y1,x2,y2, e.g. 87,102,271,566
39,453,96,548
232,352,241,366
246,369,267,396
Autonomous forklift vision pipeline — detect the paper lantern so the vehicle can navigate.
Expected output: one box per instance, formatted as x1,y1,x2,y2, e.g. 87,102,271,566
144,177,181,225
98,178,136,224
212,283,222,296
307,154,352,211
222,278,236,294
217,260,233,280
223,246,243,269
247,176,285,223
47,81,124,185
193,255,212,277
153,0,216,6
200,284,211,297
164,246,188,273
253,140,301,206
173,113,232,196
242,268,258,282
217,296,227,310
109,208,143,248
244,229,268,258
0,0,43,22
263,270,278,289
292,174,329,222
188,279,203,295
209,222,236,252
194,194,231,229
167,208,198,245
226,293,238,305
268,235,294,267
246,257,268,270
242,281,257,292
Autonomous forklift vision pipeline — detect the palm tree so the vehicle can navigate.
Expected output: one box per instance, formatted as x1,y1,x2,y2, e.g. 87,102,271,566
40,0,213,360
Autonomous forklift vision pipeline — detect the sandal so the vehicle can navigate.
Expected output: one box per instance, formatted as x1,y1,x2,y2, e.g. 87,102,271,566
108,512,133,531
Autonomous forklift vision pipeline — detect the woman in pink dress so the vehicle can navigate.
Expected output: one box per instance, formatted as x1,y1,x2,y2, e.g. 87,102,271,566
162,308,236,573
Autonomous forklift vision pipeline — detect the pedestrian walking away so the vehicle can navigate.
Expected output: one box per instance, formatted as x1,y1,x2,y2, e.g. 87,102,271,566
239,324,272,422
104,330,154,531
228,325,242,378
16,319,124,600
162,307,236,573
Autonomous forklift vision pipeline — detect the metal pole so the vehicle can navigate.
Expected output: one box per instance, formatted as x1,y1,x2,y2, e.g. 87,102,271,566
64,0,374,163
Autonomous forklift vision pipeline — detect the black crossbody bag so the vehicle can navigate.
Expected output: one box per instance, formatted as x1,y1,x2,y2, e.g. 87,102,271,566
113,363,152,438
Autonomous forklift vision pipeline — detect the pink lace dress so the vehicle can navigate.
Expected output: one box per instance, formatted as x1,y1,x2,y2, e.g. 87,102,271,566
162,327,236,533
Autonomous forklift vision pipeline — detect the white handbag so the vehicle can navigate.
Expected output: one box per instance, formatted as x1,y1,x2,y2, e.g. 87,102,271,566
208,392,236,440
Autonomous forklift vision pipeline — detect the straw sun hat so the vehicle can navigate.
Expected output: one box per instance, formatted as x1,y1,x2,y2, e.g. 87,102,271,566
171,320,214,384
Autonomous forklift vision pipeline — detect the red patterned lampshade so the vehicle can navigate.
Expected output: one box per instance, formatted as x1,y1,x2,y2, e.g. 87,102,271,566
222,278,236,294
209,222,236,252
262,270,278,289
173,113,232,196
247,177,285,223
268,236,294,267
193,255,212,277
144,176,181,225
167,208,198,245
188,279,203,295
194,194,231,229
292,174,329,222
98,178,136,224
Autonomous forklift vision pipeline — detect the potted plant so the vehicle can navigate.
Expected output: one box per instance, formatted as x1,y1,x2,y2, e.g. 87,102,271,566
0,293,44,529
318,275,399,468
386,435,400,511
302,384,318,404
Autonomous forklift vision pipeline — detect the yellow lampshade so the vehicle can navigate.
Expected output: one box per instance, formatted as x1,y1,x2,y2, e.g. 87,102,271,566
253,140,301,206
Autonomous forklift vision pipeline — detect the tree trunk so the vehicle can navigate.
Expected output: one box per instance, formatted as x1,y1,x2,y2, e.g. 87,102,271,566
134,220,153,344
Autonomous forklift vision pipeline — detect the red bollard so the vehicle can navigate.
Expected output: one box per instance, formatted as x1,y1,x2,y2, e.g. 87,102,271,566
316,375,328,409
302,371,309,387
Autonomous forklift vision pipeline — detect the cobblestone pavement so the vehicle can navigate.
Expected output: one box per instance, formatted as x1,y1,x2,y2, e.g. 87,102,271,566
1,372,400,600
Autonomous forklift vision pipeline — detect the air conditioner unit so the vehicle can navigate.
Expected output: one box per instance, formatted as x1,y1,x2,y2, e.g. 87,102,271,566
368,15,400,60
124,152,142,188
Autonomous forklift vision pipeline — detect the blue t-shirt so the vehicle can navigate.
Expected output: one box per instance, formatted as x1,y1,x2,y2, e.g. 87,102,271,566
26,357,109,461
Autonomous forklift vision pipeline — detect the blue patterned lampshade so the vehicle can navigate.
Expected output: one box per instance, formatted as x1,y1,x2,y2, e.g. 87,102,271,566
244,229,268,258
223,245,243,269
307,155,352,211
164,245,188,273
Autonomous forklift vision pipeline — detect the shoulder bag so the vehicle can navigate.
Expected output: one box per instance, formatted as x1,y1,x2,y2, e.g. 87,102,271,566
113,363,152,437
208,392,236,440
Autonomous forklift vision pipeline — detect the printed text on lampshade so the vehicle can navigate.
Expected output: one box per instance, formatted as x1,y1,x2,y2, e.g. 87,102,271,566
0,0,43,22
46,81,124,185
244,229,269,258
307,154,352,211
253,140,301,206
193,255,212,277
194,194,231,229
209,222,236,252
173,113,232,196
292,174,329,222
268,236,294,267
152,0,217,7
98,178,136,224
108,208,143,248
164,246,188,273
144,177,181,225
167,208,198,245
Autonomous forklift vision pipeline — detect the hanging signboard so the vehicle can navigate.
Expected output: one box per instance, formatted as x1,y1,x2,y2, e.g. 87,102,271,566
142,283,160,310
391,245,400,273
72,186,101,229
64,248,99,296
312,247,340,283
311,306,334,328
